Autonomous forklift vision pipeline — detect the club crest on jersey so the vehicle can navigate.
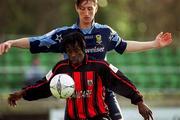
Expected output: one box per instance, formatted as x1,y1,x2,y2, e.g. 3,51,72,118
96,35,102,44
87,79,93,86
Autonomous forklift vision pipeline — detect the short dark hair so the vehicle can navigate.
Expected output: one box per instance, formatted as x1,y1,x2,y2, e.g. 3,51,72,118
75,0,98,7
61,29,86,53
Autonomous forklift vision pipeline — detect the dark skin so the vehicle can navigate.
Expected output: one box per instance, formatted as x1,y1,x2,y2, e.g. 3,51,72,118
8,43,153,120
66,44,84,66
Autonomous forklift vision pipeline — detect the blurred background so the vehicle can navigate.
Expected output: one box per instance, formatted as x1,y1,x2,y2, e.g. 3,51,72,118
0,0,180,120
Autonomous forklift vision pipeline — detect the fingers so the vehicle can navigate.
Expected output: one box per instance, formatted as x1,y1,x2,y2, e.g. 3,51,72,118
162,32,173,44
162,32,172,40
9,100,17,107
146,110,153,120
8,95,17,107
0,44,5,55
156,32,163,39
149,111,153,120
0,43,10,55
8,93,21,107
5,43,11,53
142,110,153,120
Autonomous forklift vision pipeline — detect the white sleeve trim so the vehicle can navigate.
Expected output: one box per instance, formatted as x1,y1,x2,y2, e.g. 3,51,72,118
109,64,118,73
46,70,53,81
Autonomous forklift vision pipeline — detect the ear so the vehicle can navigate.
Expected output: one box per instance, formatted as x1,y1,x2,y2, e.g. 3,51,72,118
75,4,78,12
95,5,98,13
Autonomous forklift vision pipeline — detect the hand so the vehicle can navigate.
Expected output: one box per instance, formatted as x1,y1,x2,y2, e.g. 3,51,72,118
8,90,26,107
154,32,173,48
137,101,153,120
0,41,12,55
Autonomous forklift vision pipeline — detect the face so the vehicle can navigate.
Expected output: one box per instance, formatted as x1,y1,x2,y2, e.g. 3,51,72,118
66,44,85,65
75,0,98,28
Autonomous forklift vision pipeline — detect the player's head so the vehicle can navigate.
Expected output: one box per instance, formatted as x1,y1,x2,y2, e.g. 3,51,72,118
75,0,98,26
62,29,86,65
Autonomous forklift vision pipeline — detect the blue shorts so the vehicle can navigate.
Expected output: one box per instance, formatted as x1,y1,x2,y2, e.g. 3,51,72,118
105,89,123,120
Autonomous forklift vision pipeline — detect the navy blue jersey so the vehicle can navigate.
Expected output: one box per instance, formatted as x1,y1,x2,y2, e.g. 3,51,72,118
29,22,127,60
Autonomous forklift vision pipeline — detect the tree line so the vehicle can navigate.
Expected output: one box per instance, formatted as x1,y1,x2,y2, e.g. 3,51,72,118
0,0,179,45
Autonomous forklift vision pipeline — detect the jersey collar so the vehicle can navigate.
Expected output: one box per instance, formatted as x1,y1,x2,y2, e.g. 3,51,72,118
75,19,95,34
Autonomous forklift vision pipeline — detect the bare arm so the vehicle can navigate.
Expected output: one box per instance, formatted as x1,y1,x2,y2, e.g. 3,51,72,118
125,32,172,53
0,38,29,55
137,101,153,120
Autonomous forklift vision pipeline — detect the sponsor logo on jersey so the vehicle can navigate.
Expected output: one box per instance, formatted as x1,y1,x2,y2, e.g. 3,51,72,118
85,35,94,40
70,90,92,98
85,46,105,53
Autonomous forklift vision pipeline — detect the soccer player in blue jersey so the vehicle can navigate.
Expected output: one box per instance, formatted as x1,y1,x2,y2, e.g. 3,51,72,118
8,30,153,120
0,0,172,119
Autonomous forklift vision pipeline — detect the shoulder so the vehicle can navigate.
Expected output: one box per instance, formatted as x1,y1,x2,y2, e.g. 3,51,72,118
51,25,80,41
94,23,114,30
40,25,77,38
55,24,79,33
88,57,119,73
94,23,117,34
52,59,69,71
94,23,108,28
88,57,109,68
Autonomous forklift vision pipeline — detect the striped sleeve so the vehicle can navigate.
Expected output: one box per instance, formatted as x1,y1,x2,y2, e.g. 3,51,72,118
97,61,143,104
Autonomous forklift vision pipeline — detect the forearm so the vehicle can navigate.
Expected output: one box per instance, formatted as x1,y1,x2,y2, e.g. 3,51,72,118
109,71,143,104
125,40,157,53
23,80,51,101
8,38,30,49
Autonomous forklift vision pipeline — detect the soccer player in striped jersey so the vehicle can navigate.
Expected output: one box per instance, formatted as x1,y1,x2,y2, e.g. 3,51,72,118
8,30,153,120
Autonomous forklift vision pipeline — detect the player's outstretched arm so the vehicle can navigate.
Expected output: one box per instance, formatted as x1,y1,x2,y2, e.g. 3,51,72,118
0,38,30,55
8,90,26,107
137,101,153,120
125,32,173,53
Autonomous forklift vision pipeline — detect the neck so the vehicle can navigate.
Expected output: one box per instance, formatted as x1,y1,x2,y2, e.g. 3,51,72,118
79,21,93,29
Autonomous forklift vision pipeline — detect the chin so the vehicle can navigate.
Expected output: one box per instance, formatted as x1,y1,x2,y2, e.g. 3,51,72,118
83,20,92,24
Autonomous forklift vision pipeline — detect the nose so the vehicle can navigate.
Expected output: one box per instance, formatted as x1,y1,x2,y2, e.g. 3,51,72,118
71,51,77,57
84,9,89,16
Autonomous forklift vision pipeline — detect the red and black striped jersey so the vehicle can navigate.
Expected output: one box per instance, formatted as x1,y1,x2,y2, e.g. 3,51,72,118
23,55,143,120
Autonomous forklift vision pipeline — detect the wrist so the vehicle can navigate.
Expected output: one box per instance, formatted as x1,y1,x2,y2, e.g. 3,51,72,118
7,40,14,46
20,89,27,96
152,40,160,49
137,101,143,106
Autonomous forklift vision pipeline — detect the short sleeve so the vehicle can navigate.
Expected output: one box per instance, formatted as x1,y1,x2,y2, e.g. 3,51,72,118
29,29,60,53
107,26,127,54
29,27,70,53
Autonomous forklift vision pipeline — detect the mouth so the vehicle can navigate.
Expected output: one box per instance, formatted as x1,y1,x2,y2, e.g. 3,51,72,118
84,17,91,20
70,57,79,64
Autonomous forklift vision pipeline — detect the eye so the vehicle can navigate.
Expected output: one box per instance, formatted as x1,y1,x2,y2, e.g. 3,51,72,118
66,48,72,53
88,7,93,11
79,7,85,11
